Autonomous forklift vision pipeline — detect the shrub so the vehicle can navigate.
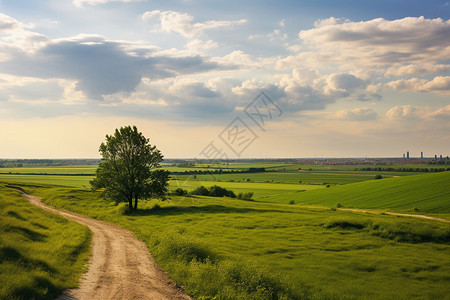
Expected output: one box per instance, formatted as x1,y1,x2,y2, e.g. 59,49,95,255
237,192,254,201
173,188,188,196
191,185,236,198
191,186,210,196
374,174,383,179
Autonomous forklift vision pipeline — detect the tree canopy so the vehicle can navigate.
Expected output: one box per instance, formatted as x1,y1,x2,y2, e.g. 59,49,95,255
90,126,169,211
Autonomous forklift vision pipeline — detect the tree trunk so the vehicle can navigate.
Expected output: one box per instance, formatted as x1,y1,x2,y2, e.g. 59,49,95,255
128,197,133,212
134,196,138,210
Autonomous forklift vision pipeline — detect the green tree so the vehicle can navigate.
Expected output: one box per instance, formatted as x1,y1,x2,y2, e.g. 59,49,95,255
90,126,169,212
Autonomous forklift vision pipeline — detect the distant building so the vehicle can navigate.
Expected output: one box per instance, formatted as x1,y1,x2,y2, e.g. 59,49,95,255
403,153,405,158
406,151,410,159
421,152,423,159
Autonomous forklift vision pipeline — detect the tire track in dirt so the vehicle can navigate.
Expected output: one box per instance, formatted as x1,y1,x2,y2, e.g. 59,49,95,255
10,187,191,300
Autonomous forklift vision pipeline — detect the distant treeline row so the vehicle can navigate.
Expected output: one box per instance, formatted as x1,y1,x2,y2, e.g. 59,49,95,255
0,159,100,167
169,167,267,175
356,167,450,172
0,172,94,176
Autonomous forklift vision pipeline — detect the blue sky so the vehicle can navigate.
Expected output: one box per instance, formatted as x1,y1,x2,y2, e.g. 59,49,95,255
0,0,449,158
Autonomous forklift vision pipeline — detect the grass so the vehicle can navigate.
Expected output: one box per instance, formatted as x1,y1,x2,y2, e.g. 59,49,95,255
15,181,450,300
0,183,91,300
272,171,450,214
0,163,428,190
169,179,324,200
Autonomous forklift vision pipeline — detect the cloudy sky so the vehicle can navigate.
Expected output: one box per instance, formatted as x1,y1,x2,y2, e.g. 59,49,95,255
0,0,449,159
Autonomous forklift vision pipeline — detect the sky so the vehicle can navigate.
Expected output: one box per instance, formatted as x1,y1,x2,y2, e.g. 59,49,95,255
0,0,449,159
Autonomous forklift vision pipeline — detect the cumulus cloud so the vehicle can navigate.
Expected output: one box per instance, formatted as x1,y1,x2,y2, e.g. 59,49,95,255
386,105,429,120
0,33,225,100
386,64,450,77
142,10,247,38
185,39,218,52
428,105,450,119
385,105,450,123
386,76,450,94
0,13,48,54
336,107,377,121
280,17,450,71
324,73,367,97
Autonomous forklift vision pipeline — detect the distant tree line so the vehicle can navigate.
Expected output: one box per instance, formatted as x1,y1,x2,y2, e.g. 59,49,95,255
356,167,450,172
0,159,100,168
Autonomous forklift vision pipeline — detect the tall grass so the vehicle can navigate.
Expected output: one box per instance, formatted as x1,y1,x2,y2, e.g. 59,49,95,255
0,184,91,299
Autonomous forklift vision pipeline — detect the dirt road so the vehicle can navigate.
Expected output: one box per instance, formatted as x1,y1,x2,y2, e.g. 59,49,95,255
11,187,191,300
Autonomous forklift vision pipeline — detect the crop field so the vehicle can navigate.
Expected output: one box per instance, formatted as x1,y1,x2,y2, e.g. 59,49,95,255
0,184,91,299
1,164,449,299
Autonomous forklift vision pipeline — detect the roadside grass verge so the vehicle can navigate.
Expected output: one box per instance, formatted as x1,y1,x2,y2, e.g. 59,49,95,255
19,183,450,300
0,183,91,300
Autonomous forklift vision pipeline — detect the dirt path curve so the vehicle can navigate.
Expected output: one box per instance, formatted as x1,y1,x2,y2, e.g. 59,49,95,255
338,208,449,223
11,187,191,300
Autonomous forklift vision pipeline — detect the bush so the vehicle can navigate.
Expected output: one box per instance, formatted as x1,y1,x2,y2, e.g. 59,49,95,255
191,186,210,196
191,185,236,198
237,192,254,201
374,174,383,179
173,188,188,196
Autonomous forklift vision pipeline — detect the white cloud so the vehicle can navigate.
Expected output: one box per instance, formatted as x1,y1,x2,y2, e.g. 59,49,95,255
0,13,48,54
428,105,450,120
386,105,429,120
386,64,450,77
385,104,450,123
386,76,450,94
185,39,218,52
73,0,144,8
281,17,450,71
336,107,377,121
142,10,247,38
324,73,367,96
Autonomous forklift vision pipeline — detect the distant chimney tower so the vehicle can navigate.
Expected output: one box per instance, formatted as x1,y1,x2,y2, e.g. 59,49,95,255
407,151,410,159
421,152,423,159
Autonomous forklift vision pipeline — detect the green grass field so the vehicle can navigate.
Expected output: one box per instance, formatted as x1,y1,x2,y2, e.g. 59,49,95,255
13,180,449,300
1,165,449,299
0,184,91,299
268,172,450,214
169,178,324,200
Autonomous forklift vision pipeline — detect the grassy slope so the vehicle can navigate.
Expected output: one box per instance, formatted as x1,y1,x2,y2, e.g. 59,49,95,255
265,172,450,213
20,183,450,300
0,184,92,300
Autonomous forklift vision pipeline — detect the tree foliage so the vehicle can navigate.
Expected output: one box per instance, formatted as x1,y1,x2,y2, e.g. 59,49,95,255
90,126,169,211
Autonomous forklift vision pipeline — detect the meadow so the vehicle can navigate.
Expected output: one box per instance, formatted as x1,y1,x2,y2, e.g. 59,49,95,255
0,184,91,299
0,163,449,299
